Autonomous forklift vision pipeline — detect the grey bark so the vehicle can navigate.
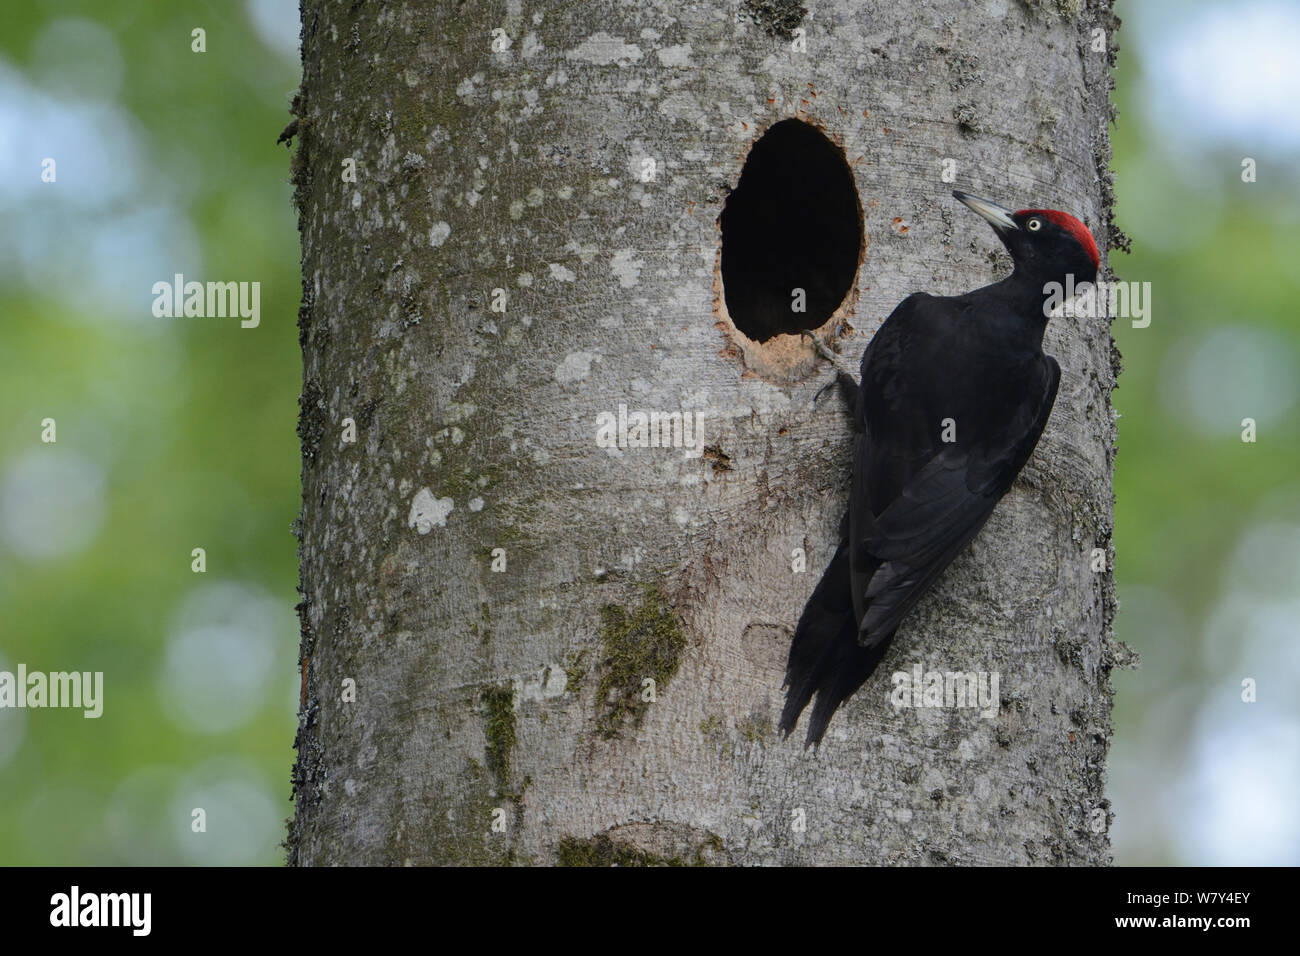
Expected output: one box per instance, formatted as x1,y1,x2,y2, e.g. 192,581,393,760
288,0,1123,866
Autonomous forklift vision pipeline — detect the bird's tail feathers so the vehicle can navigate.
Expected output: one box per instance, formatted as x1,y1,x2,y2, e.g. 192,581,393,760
779,539,896,747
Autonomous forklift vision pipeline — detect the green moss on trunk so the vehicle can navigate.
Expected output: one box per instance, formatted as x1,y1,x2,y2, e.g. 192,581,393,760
594,587,687,737
481,683,516,793
556,834,721,867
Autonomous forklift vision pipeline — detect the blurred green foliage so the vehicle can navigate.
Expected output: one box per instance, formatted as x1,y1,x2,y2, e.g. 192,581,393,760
1109,0,1300,864
0,1,301,864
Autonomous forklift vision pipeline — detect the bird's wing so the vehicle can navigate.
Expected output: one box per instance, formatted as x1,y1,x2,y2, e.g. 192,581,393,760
849,352,1060,646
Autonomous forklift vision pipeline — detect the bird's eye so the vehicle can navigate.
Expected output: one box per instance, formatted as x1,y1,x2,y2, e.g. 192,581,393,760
1026,218,1042,232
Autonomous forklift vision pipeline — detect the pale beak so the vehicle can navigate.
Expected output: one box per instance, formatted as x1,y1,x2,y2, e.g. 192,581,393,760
953,190,1018,232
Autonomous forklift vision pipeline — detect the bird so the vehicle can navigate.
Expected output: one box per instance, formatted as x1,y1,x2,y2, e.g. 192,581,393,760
779,190,1100,748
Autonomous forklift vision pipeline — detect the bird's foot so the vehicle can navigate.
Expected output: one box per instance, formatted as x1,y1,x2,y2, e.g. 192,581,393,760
802,331,858,404
801,329,838,362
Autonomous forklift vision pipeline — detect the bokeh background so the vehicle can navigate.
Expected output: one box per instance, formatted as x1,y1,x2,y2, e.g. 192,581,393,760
0,0,1295,865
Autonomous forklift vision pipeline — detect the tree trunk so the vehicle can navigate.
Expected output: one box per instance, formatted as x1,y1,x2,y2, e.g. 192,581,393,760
288,0,1122,866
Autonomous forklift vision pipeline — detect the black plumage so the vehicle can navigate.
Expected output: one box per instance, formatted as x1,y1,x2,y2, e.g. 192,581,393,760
780,191,1100,747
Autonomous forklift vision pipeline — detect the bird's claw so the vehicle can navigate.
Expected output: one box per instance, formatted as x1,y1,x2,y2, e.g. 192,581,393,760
812,379,838,405
800,329,840,364
802,330,859,399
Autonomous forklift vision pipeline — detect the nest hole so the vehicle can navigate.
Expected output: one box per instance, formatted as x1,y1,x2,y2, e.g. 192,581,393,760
718,118,863,343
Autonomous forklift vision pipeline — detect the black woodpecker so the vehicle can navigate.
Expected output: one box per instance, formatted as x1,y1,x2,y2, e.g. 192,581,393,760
780,190,1101,747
